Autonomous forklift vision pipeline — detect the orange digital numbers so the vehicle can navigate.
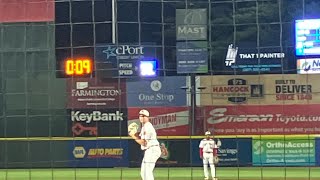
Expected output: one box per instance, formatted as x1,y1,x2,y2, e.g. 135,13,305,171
65,59,93,75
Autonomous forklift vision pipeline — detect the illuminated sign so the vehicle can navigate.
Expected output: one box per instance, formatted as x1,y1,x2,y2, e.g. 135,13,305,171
64,59,93,76
295,19,320,56
139,60,158,77
95,44,158,77
215,43,288,74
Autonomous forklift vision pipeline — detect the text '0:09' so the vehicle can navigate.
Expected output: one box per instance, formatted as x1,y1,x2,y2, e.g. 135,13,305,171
64,59,93,75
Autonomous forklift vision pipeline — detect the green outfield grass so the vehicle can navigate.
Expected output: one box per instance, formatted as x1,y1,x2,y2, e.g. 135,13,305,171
0,167,319,180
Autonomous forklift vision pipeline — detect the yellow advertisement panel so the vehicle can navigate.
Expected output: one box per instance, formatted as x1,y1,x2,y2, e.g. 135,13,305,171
199,74,319,105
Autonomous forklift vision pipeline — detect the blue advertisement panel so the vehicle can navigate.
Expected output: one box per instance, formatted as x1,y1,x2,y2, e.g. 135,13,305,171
253,138,315,166
315,138,320,166
176,41,208,74
126,76,187,107
192,138,252,167
95,44,157,77
69,140,129,167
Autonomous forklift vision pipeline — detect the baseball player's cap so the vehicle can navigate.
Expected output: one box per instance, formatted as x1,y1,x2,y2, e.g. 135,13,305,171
139,109,150,117
205,131,211,135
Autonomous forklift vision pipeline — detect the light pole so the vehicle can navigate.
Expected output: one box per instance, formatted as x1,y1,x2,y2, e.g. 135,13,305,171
181,75,206,135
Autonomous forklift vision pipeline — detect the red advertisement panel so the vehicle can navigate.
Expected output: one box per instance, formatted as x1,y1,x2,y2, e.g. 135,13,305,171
128,107,190,136
0,0,54,22
199,105,320,135
67,78,126,109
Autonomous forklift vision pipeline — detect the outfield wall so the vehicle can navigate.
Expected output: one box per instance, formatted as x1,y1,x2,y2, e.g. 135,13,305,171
0,136,319,168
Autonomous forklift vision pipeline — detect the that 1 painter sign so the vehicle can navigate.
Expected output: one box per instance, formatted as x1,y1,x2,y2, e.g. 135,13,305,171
252,138,315,166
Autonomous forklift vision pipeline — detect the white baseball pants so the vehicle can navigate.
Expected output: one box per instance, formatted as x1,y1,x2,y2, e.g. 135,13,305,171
141,146,161,180
202,152,216,179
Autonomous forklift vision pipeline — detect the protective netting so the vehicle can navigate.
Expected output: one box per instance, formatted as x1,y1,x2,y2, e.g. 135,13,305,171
0,0,320,179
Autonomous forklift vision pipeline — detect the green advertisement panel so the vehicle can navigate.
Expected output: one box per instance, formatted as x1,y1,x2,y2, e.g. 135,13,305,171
253,138,315,166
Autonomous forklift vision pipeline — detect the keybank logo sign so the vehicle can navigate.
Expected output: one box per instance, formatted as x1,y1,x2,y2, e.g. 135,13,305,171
297,58,320,74
102,45,144,59
71,110,124,123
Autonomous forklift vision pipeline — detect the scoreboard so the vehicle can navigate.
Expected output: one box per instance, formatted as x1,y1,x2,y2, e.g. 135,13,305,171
56,45,158,78
296,19,320,56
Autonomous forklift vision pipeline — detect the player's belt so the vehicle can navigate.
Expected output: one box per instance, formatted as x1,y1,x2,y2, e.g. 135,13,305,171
143,145,159,151
149,145,159,148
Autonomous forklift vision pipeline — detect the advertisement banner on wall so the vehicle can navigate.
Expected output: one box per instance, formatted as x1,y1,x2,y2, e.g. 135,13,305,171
297,58,320,74
252,138,315,166
67,78,126,109
126,77,187,107
199,74,319,105
176,41,208,74
95,44,157,77
192,138,252,167
128,107,189,136
0,0,55,22
213,44,295,75
69,140,129,167
199,105,320,135
67,108,128,137
315,138,320,166
176,9,207,41
128,139,190,167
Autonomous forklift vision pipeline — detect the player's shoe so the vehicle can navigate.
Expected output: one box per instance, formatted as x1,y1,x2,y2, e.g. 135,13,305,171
204,178,209,180
212,178,218,180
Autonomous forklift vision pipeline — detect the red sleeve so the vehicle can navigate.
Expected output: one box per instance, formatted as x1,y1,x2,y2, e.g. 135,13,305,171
213,148,218,155
199,148,203,157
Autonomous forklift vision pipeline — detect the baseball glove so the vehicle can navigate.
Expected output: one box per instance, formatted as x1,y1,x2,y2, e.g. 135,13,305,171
128,122,139,135
213,155,219,164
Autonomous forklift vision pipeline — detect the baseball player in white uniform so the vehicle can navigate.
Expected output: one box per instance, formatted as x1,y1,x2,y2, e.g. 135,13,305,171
129,109,161,180
199,131,221,180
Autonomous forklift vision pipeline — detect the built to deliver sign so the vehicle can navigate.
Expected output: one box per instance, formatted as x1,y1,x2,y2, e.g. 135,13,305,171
252,138,315,166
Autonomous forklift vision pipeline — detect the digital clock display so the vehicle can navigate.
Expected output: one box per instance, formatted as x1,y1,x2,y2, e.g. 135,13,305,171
64,59,93,76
